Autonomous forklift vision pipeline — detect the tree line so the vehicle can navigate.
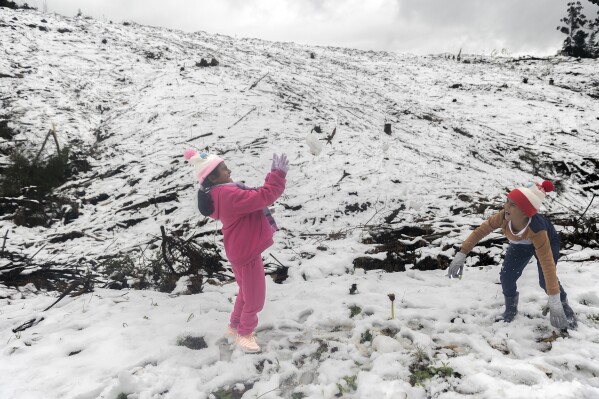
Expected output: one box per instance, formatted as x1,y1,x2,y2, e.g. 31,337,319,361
0,0,35,10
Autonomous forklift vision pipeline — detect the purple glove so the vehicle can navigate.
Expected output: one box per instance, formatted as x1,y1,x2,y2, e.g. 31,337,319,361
271,153,289,175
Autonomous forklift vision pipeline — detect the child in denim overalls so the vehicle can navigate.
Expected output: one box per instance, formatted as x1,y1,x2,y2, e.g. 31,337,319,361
447,180,577,330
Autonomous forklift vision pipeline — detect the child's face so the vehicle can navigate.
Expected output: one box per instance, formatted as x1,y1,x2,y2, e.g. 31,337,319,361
504,199,527,221
208,162,232,185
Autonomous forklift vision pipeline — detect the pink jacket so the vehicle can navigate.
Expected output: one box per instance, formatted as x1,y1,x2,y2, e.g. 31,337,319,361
209,170,286,264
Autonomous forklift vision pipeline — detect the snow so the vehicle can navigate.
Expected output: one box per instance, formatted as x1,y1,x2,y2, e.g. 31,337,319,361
2,263,599,398
1,7,599,399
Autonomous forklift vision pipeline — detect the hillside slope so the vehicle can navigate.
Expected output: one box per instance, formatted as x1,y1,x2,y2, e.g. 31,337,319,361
2,8,599,399
0,8,598,287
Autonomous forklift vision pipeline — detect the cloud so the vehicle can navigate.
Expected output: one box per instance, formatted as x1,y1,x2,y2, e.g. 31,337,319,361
31,0,592,55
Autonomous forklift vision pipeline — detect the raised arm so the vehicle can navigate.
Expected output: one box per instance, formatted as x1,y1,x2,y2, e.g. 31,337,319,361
226,170,286,215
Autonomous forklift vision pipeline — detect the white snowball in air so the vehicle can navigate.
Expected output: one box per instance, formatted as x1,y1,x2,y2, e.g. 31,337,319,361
305,133,323,156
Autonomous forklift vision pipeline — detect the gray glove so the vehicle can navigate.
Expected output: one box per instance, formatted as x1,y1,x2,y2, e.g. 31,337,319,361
548,294,568,329
447,252,466,278
271,153,289,175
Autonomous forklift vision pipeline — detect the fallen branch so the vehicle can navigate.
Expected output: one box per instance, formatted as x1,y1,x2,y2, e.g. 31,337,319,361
509,56,552,62
179,132,213,144
269,253,286,268
42,279,80,312
1,230,7,256
33,127,53,165
50,123,60,153
362,202,384,227
325,127,337,145
577,194,596,223
334,170,350,186
28,244,47,264
248,72,269,90
12,317,45,333
227,106,257,130
160,225,180,276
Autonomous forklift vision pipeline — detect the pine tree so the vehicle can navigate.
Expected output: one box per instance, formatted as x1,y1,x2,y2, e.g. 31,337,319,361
587,0,599,56
557,1,591,57
0,0,35,9
0,0,19,8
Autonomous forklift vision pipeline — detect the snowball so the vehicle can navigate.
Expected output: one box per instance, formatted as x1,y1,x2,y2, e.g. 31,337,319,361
305,133,323,156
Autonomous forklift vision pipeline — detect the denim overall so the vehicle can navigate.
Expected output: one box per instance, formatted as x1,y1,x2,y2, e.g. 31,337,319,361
499,214,568,301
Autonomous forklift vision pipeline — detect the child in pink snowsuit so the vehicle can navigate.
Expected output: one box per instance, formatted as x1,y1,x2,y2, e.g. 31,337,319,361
184,149,288,353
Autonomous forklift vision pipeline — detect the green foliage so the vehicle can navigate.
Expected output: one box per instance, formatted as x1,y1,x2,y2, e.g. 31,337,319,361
412,344,430,364
408,345,456,386
587,314,599,324
212,388,235,399
409,364,455,386
0,148,70,197
116,394,128,399
359,329,373,344
311,340,329,360
433,364,455,378
557,1,595,58
349,305,362,318
212,384,252,399
410,368,434,386
336,375,358,394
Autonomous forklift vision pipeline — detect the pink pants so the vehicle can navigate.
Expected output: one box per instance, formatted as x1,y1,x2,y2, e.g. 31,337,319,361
229,255,266,336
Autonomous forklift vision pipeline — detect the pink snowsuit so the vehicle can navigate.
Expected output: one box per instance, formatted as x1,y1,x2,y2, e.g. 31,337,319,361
209,170,286,336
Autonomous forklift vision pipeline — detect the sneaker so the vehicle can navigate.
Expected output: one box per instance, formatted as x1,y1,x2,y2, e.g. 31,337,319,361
225,325,237,338
235,333,261,353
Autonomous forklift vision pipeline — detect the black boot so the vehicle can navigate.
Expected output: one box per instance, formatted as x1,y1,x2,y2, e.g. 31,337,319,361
500,293,519,322
562,298,578,330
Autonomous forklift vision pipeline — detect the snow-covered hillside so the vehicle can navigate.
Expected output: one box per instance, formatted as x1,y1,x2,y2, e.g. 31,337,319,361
1,7,599,399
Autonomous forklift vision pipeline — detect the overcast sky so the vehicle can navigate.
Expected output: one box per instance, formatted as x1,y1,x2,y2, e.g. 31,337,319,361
23,0,599,56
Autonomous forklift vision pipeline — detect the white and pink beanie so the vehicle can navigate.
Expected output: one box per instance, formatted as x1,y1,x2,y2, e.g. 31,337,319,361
183,148,223,185
507,180,554,217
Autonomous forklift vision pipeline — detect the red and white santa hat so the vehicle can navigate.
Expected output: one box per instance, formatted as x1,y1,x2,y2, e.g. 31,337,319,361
183,148,223,185
507,180,554,217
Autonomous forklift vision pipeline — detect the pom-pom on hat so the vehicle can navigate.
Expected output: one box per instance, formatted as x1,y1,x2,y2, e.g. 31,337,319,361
183,148,223,185
507,180,554,217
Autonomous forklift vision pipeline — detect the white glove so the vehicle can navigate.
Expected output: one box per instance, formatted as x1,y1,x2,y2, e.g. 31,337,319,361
547,294,568,329
447,252,467,278
271,153,289,175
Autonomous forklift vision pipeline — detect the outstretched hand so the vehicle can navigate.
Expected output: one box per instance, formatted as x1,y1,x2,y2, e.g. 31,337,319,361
547,294,568,329
271,153,289,175
447,252,466,279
